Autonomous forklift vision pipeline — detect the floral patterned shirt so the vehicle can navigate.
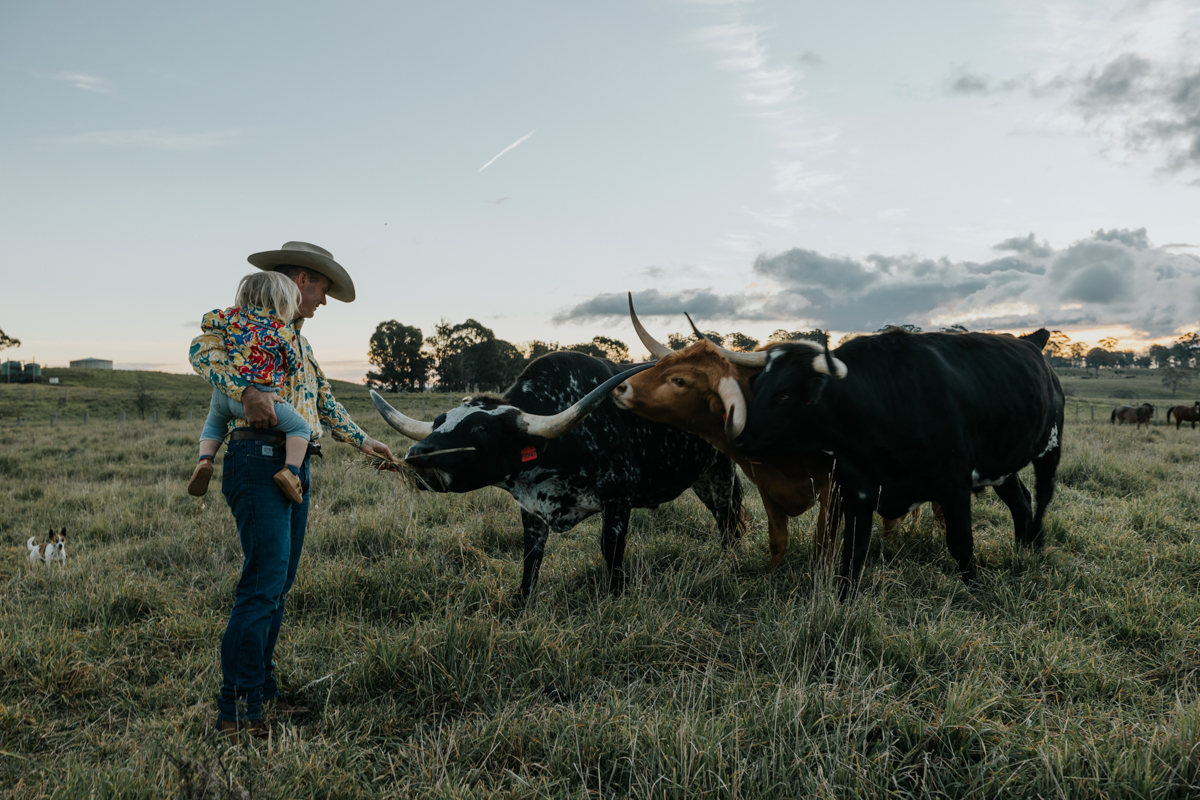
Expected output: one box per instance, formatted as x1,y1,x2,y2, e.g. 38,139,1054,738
189,315,367,445
199,306,301,392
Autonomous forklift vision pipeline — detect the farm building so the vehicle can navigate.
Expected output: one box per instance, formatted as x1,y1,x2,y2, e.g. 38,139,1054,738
3,360,42,382
70,357,113,369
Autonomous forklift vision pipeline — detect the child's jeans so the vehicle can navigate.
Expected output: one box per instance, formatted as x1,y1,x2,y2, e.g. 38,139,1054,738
200,388,311,442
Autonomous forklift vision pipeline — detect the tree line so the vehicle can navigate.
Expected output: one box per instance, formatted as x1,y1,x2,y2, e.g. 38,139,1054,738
365,320,827,393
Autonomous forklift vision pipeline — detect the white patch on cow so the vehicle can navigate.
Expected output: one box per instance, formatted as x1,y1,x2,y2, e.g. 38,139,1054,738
764,348,785,372
1038,424,1059,458
971,470,1010,488
435,403,513,434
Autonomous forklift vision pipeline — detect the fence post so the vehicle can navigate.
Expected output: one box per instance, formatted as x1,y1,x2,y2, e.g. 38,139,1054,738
153,411,158,423
1090,405,1094,422
84,411,89,425
51,414,55,427
189,409,193,421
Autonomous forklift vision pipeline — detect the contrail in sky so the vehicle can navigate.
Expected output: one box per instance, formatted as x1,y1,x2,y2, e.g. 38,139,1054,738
479,130,535,172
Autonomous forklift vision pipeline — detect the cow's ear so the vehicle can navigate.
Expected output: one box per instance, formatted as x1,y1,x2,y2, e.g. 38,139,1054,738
806,375,829,405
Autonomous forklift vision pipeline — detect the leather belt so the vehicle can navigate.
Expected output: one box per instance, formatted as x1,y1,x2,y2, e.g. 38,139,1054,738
228,428,322,459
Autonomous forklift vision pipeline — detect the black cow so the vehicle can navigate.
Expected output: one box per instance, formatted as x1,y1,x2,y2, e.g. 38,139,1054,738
732,328,1063,598
372,351,744,602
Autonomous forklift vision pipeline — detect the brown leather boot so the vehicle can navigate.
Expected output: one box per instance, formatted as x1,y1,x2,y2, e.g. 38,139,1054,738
219,718,269,745
274,467,303,504
187,458,214,497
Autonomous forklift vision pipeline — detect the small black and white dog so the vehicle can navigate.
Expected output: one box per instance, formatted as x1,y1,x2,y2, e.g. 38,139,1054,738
27,527,67,567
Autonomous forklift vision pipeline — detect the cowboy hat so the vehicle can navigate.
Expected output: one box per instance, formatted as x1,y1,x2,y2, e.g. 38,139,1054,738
247,241,356,303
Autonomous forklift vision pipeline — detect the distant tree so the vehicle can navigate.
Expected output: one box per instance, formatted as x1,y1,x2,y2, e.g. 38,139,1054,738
1133,353,1152,368
875,324,923,333
1099,336,1118,351
584,336,630,362
1066,342,1088,367
939,324,969,333
1044,330,1071,366
770,329,829,346
1085,347,1114,375
1162,365,1194,397
133,372,155,420
366,320,430,392
723,332,760,352
523,340,560,361
566,341,606,359
667,333,692,351
425,319,523,392
0,326,18,355
1171,332,1200,368
1148,344,1170,368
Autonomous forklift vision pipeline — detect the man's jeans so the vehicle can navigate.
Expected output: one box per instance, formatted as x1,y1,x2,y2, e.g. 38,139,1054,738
218,438,310,722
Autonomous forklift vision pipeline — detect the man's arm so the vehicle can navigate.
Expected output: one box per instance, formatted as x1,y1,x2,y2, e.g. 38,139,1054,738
189,332,278,428
311,352,395,459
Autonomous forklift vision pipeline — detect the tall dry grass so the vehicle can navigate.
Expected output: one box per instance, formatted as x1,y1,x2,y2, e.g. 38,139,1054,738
3,414,1200,798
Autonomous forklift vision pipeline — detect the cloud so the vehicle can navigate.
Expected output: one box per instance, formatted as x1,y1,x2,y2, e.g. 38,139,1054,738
49,71,113,93
946,4,1200,175
56,129,237,150
994,233,1054,259
557,228,1200,336
551,288,750,325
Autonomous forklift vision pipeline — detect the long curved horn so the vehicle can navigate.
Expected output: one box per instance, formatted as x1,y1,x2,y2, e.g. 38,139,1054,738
521,362,655,439
370,390,435,440
683,312,768,368
716,376,748,439
812,341,848,379
627,292,673,360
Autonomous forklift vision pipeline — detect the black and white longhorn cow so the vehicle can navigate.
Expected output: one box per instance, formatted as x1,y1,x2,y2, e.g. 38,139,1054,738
732,328,1064,599
371,351,744,602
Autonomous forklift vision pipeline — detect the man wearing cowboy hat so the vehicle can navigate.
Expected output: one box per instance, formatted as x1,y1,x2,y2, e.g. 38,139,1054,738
189,241,394,742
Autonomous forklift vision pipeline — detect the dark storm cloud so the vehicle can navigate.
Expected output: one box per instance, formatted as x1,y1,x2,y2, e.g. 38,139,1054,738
551,288,747,324
1075,54,1153,108
948,72,991,95
752,247,878,292
994,233,1053,259
556,229,1200,337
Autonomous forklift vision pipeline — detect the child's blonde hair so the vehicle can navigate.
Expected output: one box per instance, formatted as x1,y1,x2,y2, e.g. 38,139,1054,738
235,271,301,322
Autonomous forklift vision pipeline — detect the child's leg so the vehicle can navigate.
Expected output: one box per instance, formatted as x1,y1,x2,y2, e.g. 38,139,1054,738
284,436,308,469
199,439,221,459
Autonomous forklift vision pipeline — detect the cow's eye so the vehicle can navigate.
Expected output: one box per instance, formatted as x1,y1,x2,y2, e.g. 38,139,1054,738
472,423,488,434
778,394,791,405
672,378,686,387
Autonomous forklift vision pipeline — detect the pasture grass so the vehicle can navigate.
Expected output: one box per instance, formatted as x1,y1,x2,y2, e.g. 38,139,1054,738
3,405,1200,797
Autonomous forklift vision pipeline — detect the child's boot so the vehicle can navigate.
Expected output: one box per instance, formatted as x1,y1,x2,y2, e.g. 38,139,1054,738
274,466,304,504
188,456,215,497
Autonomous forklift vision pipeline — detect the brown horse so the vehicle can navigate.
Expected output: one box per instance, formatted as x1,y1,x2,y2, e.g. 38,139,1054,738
1111,403,1154,428
1166,402,1200,430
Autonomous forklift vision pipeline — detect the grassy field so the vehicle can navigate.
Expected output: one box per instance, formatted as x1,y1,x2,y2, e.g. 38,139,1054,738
4,368,1200,797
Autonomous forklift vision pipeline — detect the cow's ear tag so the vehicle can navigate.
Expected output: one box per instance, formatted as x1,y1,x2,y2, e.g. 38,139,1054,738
520,446,538,462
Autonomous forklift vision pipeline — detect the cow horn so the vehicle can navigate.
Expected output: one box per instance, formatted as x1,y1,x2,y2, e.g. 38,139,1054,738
812,342,848,379
683,312,768,368
716,376,748,439
627,292,674,360
370,390,434,440
520,362,655,439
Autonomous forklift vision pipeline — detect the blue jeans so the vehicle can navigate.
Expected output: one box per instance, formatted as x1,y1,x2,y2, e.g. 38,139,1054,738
201,388,311,443
217,438,311,722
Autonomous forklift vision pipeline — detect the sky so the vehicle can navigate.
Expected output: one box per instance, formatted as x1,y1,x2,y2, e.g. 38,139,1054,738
2,0,1199,380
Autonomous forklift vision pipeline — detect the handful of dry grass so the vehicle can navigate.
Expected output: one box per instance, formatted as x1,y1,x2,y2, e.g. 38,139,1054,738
361,447,476,491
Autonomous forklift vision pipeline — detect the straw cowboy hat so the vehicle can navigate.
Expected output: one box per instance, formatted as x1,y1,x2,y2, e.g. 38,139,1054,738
247,241,356,303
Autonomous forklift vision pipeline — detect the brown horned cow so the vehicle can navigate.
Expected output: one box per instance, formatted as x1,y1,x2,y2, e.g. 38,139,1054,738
611,294,919,572
1166,401,1200,429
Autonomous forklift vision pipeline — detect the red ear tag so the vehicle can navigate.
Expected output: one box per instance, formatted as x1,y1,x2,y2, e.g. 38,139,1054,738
722,413,727,423
520,446,538,462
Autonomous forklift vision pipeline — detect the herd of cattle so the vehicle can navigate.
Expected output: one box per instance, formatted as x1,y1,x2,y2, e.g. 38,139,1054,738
1111,401,1200,429
367,298,1181,603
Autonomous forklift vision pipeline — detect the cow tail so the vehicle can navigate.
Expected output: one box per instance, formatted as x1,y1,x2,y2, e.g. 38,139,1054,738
1110,408,1116,424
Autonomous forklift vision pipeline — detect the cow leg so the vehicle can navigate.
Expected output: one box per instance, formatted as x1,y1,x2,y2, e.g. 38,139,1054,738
518,509,550,603
939,494,977,585
690,454,745,548
600,501,633,595
837,499,875,601
812,476,834,561
991,474,1033,546
762,495,791,572
1028,450,1061,550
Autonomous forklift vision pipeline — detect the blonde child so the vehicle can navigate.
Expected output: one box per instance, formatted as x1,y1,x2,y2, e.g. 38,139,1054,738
187,271,310,503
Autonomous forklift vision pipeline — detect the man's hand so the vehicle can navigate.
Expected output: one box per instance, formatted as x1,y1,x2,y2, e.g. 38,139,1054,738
241,386,279,428
359,437,395,460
